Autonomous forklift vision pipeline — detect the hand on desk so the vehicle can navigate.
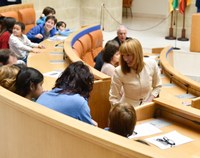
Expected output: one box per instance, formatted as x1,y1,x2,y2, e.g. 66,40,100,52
35,33,43,39
38,44,45,49
32,48,41,54
92,119,98,127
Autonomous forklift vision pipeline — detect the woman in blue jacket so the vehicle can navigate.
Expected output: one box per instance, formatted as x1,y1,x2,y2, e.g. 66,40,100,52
27,15,57,43
36,61,97,126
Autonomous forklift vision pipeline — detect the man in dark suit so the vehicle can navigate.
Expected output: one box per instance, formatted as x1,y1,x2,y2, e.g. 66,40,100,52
196,0,200,12
113,25,131,46
94,25,131,71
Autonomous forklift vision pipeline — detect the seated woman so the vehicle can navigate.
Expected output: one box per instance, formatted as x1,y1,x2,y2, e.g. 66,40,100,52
36,61,96,125
0,64,20,92
15,67,44,101
101,40,120,76
0,16,16,49
0,49,18,66
108,103,136,137
27,15,57,43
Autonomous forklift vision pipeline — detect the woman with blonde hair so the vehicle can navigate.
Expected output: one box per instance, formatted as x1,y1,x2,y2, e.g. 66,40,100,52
0,65,20,92
109,38,162,107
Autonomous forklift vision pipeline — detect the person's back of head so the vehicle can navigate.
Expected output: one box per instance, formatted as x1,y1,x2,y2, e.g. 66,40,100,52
54,61,94,99
42,6,56,16
15,67,44,100
0,16,5,33
4,17,16,33
0,64,20,92
0,49,19,66
109,103,137,137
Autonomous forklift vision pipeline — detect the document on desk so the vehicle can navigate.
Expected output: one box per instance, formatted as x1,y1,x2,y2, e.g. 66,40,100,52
145,131,193,149
128,123,162,139
43,70,63,78
48,36,67,41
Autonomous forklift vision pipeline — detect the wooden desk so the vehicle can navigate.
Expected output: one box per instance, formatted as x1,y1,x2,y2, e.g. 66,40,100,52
1,86,200,158
135,98,200,158
28,39,67,90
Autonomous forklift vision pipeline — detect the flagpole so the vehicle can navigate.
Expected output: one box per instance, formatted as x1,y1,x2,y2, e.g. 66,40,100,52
173,8,180,50
178,0,189,41
165,10,176,40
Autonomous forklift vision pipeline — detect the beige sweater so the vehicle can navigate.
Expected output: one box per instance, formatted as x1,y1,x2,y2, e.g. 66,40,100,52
109,58,162,107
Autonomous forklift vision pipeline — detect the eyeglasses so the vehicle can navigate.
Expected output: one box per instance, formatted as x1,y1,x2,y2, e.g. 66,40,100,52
156,136,175,147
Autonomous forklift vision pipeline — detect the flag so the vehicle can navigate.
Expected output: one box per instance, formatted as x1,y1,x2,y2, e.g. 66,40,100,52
173,0,179,9
169,0,179,12
179,0,191,14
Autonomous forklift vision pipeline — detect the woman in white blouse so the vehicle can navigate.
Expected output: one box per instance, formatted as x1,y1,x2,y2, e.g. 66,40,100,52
109,38,162,107
101,40,120,77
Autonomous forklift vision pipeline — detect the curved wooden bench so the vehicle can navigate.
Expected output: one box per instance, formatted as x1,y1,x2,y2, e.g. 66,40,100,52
160,46,200,97
64,24,110,80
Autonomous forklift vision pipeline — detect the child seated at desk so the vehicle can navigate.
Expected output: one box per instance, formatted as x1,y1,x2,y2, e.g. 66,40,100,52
9,22,44,63
56,21,72,36
0,49,25,66
36,6,56,25
15,67,44,101
0,64,20,92
107,103,137,137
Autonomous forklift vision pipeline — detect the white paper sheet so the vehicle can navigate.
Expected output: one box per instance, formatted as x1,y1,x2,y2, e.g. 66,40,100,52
145,131,193,149
43,70,62,78
128,123,162,139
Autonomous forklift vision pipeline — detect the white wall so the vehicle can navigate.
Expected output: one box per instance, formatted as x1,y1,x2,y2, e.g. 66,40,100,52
132,0,169,18
22,0,122,31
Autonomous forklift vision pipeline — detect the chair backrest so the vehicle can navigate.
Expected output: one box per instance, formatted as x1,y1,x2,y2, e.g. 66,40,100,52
123,0,133,7
72,40,84,58
79,35,95,67
18,8,36,34
0,11,19,21
88,30,103,58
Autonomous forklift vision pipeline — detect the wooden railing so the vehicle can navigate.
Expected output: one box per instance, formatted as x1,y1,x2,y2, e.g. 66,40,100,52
160,46,200,97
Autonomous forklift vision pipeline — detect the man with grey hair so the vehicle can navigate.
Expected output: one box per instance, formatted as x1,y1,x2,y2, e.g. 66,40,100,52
113,25,131,46
94,25,131,71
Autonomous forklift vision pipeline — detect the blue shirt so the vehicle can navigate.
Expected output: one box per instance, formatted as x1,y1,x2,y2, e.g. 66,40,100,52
36,16,46,25
26,24,57,43
36,88,94,125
